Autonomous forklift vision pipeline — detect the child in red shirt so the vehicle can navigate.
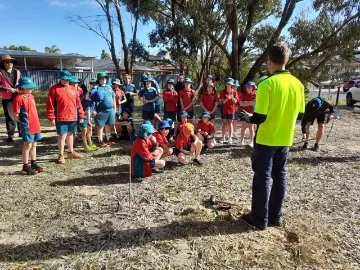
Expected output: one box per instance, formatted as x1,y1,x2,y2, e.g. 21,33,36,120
13,77,44,175
175,123,203,165
162,79,178,122
179,77,196,119
239,81,256,146
176,111,190,136
196,112,216,149
199,82,218,123
154,120,173,158
112,79,127,116
219,78,238,144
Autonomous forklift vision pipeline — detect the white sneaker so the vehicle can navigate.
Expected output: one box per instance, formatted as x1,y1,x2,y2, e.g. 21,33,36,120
240,139,245,146
220,137,226,144
228,137,233,144
248,142,254,148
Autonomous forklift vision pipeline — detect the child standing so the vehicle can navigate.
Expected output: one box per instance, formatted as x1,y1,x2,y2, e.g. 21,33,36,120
175,123,203,165
231,80,241,138
199,82,218,122
112,79,127,117
138,77,159,122
47,70,84,164
131,123,166,178
179,78,196,120
162,79,178,122
196,112,216,149
79,87,97,152
154,120,173,158
239,81,256,146
219,78,238,144
13,77,43,175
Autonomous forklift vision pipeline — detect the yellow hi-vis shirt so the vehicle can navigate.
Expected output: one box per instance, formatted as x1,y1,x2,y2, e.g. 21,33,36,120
255,70,305,146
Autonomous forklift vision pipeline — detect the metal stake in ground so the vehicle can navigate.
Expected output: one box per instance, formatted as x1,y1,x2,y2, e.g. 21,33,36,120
129,155,131,212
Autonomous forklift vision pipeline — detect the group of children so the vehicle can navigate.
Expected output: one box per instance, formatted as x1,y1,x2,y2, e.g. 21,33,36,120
11,71,259,177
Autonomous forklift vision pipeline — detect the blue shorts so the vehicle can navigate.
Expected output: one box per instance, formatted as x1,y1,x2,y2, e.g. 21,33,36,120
22,132,42,143
142,111,155,121
78,118,89,130
56,121,77,135
155,105,161,113
95,110,115,127
164,111,177,122
222,113,236,120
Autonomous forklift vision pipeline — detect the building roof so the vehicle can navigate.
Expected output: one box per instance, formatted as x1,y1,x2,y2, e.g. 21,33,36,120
0,49,95,59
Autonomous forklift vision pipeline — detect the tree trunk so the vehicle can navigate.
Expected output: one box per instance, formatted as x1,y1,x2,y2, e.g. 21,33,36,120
104,0,121,77
113,0,130,74
130,0,140,75
226,0,239,79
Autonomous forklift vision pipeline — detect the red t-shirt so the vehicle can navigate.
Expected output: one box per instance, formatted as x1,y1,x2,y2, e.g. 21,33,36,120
13,93,41,134
197,121,215,135
114,88,126,110
219,90,238,114
162,88,178,112
199,92,219,112
76,86,83,97
175,132,191,150
179,88,195,111
241,91,256,113
176,121,186,135
154,131,169,147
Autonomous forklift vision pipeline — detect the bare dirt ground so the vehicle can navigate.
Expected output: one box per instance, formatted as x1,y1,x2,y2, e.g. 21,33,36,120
0,105,359,270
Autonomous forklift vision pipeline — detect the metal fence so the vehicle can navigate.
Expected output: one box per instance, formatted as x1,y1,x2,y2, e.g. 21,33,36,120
20,70,178,90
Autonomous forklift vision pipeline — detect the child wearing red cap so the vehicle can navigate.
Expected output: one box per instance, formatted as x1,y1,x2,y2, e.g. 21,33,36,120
175,123,203,165
196,112,216,149
131,123,165,178
13,77,44,175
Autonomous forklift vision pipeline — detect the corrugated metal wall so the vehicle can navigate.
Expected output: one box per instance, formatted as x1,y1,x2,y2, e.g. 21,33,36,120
20,70,178,90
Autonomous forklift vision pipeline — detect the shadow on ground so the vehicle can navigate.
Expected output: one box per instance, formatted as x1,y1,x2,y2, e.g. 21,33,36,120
289,155,360,165
0,219,250,262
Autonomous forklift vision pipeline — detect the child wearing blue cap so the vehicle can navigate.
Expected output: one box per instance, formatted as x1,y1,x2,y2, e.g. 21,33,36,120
154,120,173,158
239,81,256,146
115,108,134,140
138,77,159,122
131,123,166,178
162,79,178,122
13,77,44,175
79,86,97,152
196,112,216,149
179,78,196,120
176,111,190,136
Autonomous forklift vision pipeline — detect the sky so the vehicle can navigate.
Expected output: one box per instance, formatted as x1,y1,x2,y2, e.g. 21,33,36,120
0,0,315,59
0,0,156,58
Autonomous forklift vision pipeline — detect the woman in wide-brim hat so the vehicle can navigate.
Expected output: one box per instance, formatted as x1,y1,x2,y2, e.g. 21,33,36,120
0,54,22,142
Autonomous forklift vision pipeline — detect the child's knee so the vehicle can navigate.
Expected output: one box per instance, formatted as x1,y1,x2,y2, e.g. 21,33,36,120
156,160,165,168
178,154,186,163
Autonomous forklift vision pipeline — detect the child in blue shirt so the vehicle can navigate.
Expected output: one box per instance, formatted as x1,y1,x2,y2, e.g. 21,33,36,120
138,77,159,121
80,88,97,152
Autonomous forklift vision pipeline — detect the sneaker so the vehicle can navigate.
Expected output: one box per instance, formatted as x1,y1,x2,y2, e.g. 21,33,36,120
31,162,44,173
22,164,38,175
248,142,254,148
240,139,245,146
57,154,65,164
193,159,202,166
84,145,93,152
67,151,83,159
239,213,266,230
313,143,319,151
228,137,233,144
89,144,98,151
220,137,226,144
301,142,308,150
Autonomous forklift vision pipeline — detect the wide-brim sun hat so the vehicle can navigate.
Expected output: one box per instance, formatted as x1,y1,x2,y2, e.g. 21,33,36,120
200,112,211,119
179,111,190,118
97,71,108,80
183,123,194,135
224,78,234,85
16,77,37,89
138,123,156,137
245,81,256,87
206,74,213,79
165,118,174,127
167,79,175,84
233,80,240,87
184,77,193,83
58,70,73,80
158,120,171,130
1,55,16,63
90,77,97,84
207,82,215,88
143,76,154,82
69,76,80,83
112,79,122,85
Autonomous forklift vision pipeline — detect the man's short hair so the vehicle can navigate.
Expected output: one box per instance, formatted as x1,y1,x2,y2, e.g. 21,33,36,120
268,43,290,65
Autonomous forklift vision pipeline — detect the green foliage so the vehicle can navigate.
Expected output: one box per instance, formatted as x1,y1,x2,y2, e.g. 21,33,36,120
1,45,36,51
100,49,111,60
44,45,61,54
128,39,149,60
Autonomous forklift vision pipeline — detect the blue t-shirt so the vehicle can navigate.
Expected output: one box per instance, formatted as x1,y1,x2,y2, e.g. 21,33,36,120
122,83,136,107
138,87,158,111
95,85,115,112
81,93,95,119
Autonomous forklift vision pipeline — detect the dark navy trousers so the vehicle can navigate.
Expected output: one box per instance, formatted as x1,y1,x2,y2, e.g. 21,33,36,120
251,143,289,226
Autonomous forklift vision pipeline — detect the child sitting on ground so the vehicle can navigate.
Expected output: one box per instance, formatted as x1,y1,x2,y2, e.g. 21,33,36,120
131,123,166,178
165,118,176,146
154,120,173,158
196,112,216,150
175,123,203,165
13,77,44,175
116,108,134,141
176,111,190,136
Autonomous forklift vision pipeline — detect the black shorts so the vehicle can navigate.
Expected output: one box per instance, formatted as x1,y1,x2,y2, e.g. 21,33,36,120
222,113,236,120
174,145,191,156
142,111,155,121
304,114,326,125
